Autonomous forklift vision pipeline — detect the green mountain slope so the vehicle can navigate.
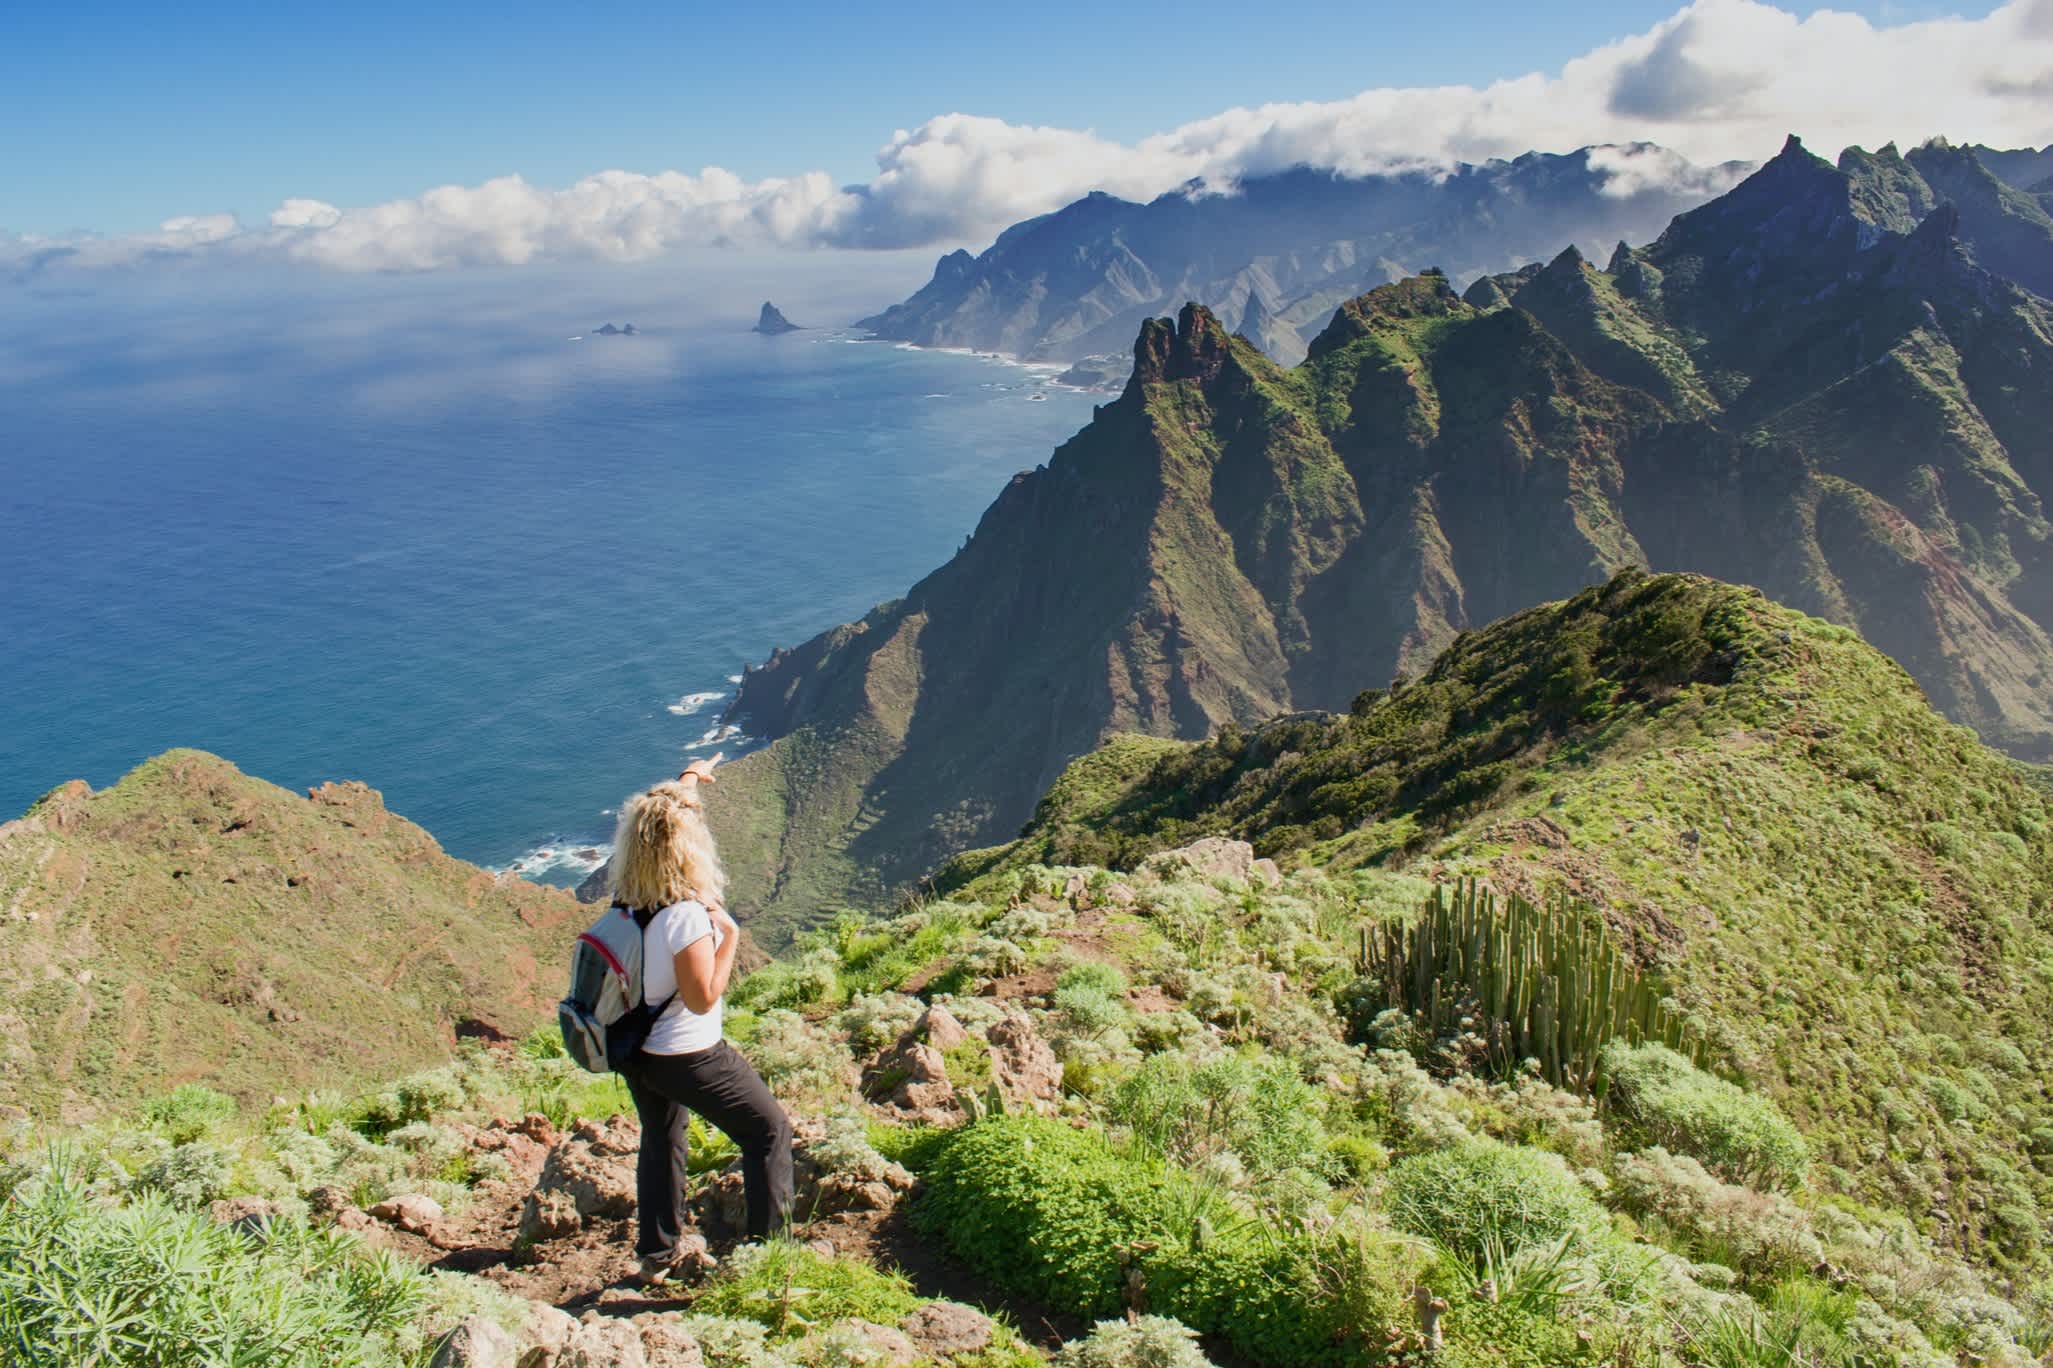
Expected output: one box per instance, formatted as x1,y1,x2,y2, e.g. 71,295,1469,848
0,749,580,1120
959,570,2053,1268
715,135,2053,942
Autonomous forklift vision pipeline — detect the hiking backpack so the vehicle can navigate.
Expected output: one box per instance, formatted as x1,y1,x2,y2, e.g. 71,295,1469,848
557,903,674,1073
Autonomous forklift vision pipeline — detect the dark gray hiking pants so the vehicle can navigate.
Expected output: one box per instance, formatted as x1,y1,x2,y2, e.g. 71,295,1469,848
624,1039,794,1254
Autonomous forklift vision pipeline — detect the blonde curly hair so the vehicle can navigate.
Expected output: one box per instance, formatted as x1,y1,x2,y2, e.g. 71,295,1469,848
606,780,726,911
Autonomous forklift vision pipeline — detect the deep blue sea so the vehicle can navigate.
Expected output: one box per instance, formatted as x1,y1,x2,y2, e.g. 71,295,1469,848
0,254,1101,883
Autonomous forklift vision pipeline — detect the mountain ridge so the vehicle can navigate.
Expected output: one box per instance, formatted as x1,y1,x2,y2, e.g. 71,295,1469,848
856,145,1751,366
713,135,2053,941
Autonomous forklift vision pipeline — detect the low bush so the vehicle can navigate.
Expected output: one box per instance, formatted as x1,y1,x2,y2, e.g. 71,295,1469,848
1052,1315,1216,1367
918,1116,1410,1365
1106,1052,1332,1192
0,1164,423,1365
139,1085,236,1144
693,1242,921,1341
1610,1147,1823,1279
1602,1043,1808,1189
1386,1139,1604,1265
134,1139,234,1209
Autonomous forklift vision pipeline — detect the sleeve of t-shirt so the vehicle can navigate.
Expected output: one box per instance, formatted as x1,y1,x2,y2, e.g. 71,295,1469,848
658,900,713,958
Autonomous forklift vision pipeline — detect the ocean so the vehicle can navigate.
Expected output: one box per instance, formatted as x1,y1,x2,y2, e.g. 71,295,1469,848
0,254,1103,884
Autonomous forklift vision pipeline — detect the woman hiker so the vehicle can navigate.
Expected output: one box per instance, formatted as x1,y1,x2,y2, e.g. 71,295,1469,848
605,755,793,1284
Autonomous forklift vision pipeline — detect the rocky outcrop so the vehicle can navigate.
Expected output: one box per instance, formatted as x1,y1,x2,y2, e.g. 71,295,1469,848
986,1012,1061,1113
518,1117,638,1243
898,1302,997,1358
753,302,800,335
432,1316,522,1368
1142,837,1256,884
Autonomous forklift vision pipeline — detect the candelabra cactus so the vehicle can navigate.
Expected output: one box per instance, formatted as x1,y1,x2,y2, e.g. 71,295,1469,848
1357,878,1700,1093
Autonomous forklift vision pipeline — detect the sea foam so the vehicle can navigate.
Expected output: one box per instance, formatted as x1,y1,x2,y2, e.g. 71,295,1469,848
501,841,610,883
666,690,725,717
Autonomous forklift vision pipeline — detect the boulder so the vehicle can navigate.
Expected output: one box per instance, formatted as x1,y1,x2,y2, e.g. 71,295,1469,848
517,1302,580,1368
561,1313,647,1368
899,1301,996,1357
431,1315,521,1368
1250,857,1282,886
634,1312,706,1367
305,1184,354,1216
519,1117,637,1240
1144,836,1255,884
919,1004,970,1053
519,1191,582,1243
814,1320,920,1364
987,1011,1061,1111
206,1195,282,1234
864,1029,959,1122
369,1192,444,1233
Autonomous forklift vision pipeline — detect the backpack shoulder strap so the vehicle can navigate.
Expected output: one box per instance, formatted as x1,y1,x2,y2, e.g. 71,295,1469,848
629,902,678,1015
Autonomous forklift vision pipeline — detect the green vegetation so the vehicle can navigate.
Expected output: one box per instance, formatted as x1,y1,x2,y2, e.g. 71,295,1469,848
980,570,2053,1270
1358,879,1699,1091
1603,1043,1808,1190
691,1241,921,1339
1386,1139,1603,1263
0,1155,492,1366
0,750,579,1118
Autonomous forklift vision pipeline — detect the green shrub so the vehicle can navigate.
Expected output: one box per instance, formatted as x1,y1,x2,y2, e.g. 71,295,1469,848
692,1241,921,1340
139,1085,237,1144
917,1115,1181,1319
1106,1053,1332,1190
0,1165,423,1364
134,1140,234,1209
1602,1043,1808,1189
919,1116,1408,1365
1610,1147,1823,1280
1053,1315,1216,1366
1386,1139,1603,1264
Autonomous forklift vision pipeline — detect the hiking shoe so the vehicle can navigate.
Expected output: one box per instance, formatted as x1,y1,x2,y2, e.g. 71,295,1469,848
637,1247,718,1287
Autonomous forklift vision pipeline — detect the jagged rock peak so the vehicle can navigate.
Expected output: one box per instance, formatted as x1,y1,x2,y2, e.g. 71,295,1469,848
1913,201,1964,245
1235,288,1271,339
754,302,800,335
1131,302,1236,386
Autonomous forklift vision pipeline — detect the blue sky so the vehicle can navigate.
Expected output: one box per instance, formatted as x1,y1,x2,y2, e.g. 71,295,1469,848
0,0,1999,236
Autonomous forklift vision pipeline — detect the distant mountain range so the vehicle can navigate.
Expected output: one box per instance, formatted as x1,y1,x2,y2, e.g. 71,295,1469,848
715,135,2053,941
856,145,1754,365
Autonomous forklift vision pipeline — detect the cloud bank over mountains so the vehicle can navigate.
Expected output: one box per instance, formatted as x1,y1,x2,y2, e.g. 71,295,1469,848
11,0,2052,274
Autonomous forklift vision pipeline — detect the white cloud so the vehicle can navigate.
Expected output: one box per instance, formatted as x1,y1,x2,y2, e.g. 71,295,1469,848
9,0,2051,274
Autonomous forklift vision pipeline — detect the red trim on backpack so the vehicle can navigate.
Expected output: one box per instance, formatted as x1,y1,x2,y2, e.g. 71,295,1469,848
578,932,629,980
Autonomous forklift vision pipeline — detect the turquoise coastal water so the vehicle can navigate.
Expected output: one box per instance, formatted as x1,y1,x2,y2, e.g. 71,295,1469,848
0,260,1101,882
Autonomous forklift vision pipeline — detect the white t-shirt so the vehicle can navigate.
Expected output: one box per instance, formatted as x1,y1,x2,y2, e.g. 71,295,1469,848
641,899,725,1055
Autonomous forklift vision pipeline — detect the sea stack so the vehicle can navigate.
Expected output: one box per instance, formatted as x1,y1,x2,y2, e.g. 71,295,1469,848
754,302,801,335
